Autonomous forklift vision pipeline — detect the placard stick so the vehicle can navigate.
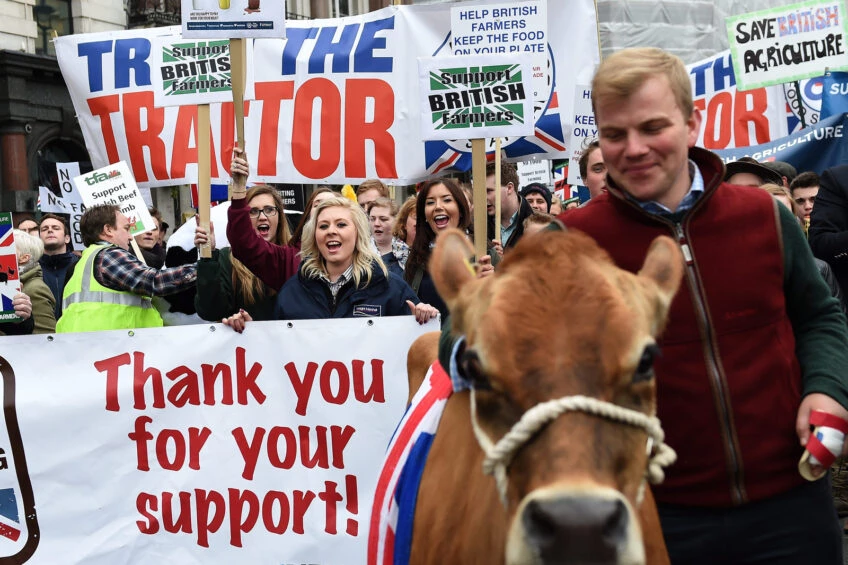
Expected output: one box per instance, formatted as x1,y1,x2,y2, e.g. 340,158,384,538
472,138,487,260
494,137,502,242
197,104,212,259
130,239,147,266
230,38,247,151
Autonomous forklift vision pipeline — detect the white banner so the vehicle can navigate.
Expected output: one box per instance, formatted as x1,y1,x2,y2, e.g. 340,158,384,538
74,162,155,236
727,0,848,91
0,318,432,564
54,1,601,187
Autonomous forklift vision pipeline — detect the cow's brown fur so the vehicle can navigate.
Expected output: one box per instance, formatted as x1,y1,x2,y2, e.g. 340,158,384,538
407,228,681,565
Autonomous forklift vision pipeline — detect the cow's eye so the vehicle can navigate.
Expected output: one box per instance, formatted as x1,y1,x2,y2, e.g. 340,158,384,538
460,350,491,390
634,344,660,383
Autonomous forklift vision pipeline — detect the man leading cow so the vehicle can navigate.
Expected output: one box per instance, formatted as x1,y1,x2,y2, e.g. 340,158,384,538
559,47,848,564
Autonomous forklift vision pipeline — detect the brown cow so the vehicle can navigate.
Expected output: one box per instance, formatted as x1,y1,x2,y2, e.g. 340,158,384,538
406,227,683,565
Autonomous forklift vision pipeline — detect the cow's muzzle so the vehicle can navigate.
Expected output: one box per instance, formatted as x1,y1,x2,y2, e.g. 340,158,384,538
507,487,644,565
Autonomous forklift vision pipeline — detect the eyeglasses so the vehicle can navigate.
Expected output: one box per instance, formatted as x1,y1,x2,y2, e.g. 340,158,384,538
248,206,279,218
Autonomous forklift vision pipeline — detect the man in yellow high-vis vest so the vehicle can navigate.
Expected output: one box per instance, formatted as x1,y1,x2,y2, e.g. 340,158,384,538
56,204,197,333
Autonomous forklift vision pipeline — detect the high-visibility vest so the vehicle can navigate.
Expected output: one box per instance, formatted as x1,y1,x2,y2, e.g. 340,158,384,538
56,244,163,333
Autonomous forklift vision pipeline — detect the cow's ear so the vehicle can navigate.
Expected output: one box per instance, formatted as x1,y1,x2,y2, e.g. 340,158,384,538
638,235,684,305
430,228,476,307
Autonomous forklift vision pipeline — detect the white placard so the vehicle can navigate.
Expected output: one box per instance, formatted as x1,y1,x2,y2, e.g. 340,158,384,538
568,84,595,187
181,0,286,39
73,162,155,236
451,1,548,102
418,54,534,141
517,160,551,188
727,0,848,91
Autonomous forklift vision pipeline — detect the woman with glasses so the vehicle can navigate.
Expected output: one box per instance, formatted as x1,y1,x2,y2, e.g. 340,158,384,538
222,197,439,332
194,184,294,321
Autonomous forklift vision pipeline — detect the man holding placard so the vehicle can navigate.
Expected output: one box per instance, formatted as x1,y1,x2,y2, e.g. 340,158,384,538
56,205,198,333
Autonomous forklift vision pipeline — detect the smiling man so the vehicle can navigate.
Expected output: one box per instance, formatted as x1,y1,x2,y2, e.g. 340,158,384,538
559,47,848,564
56,204,197,333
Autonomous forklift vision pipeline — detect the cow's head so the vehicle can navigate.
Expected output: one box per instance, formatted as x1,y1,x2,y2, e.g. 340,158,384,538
430,227,683,565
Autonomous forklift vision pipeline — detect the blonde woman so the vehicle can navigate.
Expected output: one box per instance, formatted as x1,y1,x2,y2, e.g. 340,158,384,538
224,197,438,331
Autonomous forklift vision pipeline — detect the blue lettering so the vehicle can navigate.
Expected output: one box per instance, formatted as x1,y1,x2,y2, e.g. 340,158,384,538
309,24,359,74
114,38,151,89
78,40,113,93
282,27,319,75
355,16,394,73
689,61,711,97
713,54,735,91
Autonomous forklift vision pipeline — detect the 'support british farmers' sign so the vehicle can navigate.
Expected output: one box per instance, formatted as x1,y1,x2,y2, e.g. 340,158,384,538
419,55,534,140
150,37,256,107
0,318,430,564
727,0,848,91
54,1,601,187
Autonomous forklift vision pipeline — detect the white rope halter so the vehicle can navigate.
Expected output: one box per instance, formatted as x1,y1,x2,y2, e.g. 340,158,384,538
470,391,677,507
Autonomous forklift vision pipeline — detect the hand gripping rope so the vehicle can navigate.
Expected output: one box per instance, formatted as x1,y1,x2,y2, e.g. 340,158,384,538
470,392,677,507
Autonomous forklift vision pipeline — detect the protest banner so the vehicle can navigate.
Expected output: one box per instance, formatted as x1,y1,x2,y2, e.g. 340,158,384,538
820,70,848,118
687,50,789,150
54,1,601,187
727,0,848,91
715,110,848,174
0,215,19,321
567,84,594,187
0,317,431,563
181,0,286,39
73,161,155,237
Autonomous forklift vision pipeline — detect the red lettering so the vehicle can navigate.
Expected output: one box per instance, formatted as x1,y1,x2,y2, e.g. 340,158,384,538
133,351,165,409
195,488,226,548
170,105,220,179
122,91,168,182
162,491,193,534
292,78,341,179
293,490,316,535
255,81,294,176
330,425,355,468
704,91,733,149
156,428,187,471
352,359,385,404
267,426,297,470
219,101,251,171
87,94,121,164
285,361,318,416
319,481,342,535
345,474,358,536
733,89,770,146
262,491,290,534
136,492,159,534
300,425,329,469
228,488,259,548
95,352,131,412
166,365,200,407
345,79,397,178
320,361,350,405
232,426,265,480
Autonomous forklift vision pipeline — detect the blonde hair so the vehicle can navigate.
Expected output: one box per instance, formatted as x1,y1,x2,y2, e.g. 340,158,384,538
592,47,694,119
232,185,291,305
299,197,386,286
13,229,44,273
760,182,803,220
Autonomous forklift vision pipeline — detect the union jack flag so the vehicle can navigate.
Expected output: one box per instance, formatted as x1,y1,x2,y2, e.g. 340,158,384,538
0,488,21,543
0,214,20,316
367,361,453,565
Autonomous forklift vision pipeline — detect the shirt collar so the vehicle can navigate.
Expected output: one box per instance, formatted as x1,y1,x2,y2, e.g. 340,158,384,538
627,160,704,215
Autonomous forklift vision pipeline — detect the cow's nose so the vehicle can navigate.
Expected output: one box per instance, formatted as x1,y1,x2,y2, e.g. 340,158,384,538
522,496,628,564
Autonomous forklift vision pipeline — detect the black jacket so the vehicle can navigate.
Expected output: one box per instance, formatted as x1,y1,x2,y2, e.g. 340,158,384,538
487,195,535,249
810,165,848,297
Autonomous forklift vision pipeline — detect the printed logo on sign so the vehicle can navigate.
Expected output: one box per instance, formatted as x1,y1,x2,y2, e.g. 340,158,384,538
428,64,526,130
83,169,120,186
353,305,382,317
161,41,232,96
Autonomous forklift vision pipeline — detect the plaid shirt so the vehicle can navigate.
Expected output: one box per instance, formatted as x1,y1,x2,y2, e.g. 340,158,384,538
319,265,354,299
93,244,196,297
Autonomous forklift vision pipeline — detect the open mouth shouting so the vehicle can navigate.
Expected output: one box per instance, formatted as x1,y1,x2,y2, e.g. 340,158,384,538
431,214,452,230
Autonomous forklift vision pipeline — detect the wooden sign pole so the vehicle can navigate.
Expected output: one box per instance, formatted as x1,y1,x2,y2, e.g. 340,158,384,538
471,138,487,261
230,38,247,151
197,104,212,259
494,137,502,242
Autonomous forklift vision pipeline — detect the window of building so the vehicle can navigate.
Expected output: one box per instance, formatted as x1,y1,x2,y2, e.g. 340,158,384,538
33,0,72,57
332,0,350,17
